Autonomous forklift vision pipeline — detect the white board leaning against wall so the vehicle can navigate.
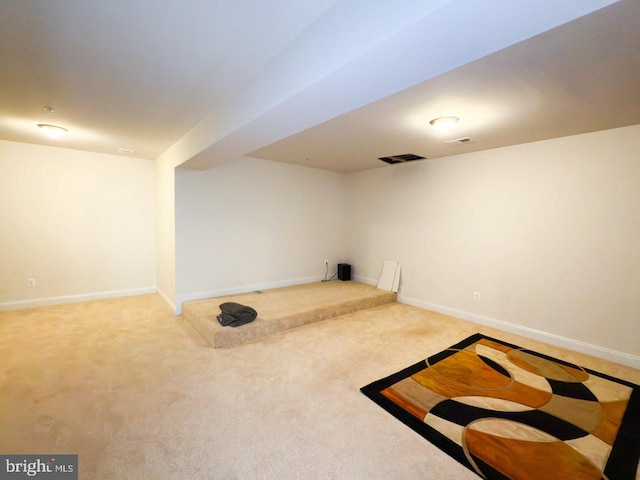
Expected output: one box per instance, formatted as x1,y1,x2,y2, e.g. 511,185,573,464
377,259,400,293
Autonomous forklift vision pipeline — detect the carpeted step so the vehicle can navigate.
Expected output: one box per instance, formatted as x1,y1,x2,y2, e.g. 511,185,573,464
183,281,396,348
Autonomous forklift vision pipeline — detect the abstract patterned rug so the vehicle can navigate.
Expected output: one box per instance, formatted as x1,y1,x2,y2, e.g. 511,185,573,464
361,334,640,479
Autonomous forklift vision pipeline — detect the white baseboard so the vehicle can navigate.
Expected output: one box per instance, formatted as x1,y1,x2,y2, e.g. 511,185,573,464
352,275,378,286
156,288,177,314
399,295,640,370
0,287,157,312
174,275,325,315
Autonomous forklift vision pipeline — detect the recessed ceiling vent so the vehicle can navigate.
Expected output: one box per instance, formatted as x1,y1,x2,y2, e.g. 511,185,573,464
445,137,473,145
378,153,426,165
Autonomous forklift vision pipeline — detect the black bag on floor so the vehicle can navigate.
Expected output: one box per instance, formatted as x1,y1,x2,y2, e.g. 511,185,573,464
217,302,257,327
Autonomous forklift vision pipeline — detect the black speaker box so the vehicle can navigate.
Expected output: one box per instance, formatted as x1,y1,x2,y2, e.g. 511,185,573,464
337,263,351,281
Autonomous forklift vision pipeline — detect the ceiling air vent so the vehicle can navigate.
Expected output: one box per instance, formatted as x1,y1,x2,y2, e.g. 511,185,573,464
445,137,473,145
378,153,426,165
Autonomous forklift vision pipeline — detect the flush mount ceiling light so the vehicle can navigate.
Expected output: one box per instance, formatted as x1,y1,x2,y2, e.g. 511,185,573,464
429,116,460,131
37,124,68,139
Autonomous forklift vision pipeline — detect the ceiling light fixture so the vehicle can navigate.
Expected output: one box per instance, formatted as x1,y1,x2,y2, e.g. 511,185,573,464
37,124,68,139
429,116,460,131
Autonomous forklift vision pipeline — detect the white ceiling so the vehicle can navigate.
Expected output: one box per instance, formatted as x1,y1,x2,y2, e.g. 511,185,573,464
249,0,640,172
1,0,637,171
0,0,337,158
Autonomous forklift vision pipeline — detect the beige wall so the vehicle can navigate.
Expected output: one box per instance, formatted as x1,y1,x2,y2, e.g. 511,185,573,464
155,152,177,310
175,157,347,311
0,140,156,308
346,125,640,361
4,125,636,363
153,108,234,311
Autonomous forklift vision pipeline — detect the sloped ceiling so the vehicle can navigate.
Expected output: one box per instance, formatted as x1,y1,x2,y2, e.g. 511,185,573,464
249,0,640,172
0,0,338,158
2,0,637,172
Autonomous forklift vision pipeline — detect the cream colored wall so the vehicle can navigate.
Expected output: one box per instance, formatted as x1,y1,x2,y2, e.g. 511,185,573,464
345,126,640,360
153,114,234,311
175,157,347,311
0,140,156,308
155,153,177,310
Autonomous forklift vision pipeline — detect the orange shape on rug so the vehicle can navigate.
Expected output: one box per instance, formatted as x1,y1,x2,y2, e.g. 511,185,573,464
413,350,552,407
465,426,604,480
591,399,631,445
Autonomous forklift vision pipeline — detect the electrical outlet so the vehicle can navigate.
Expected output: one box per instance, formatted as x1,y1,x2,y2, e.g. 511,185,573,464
27,278,37,287
473,291,480,301
324,259,329,266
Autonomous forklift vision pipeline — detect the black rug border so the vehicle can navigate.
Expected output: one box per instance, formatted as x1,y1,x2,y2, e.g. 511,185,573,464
360,333,640,480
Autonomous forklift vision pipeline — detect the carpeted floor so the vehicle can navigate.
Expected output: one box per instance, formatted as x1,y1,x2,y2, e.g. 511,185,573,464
183,281,396,348
1,293,638,479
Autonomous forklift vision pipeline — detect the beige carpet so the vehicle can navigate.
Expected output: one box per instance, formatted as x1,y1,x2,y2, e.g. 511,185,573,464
1,293,638,479
183,281,396,348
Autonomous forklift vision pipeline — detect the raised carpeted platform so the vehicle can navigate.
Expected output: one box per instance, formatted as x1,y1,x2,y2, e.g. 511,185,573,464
183,281,396,348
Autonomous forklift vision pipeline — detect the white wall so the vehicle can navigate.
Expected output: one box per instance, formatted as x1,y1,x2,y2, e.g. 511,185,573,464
0,140,156,309
175,157,346,310
154,121,216,311
345,126,640,361
155,152,177,310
